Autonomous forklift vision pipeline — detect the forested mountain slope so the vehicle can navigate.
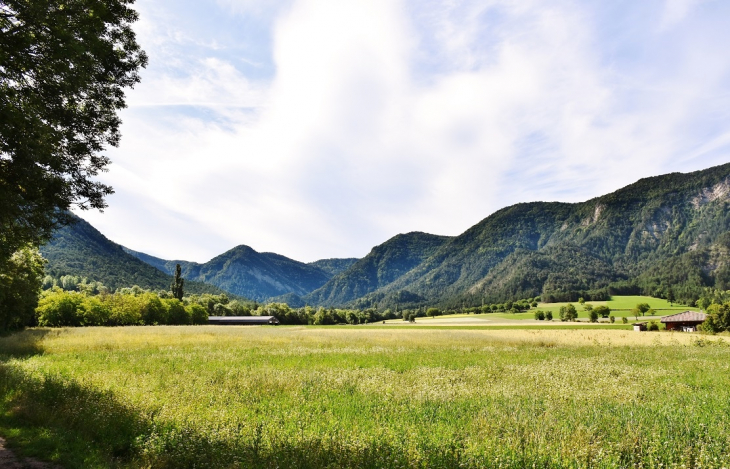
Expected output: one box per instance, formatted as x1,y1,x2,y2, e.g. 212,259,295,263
126,245,337,301
304,232,453,306
365,162,730,307
308,258,359,277
41,216,228,295
46,163,730,308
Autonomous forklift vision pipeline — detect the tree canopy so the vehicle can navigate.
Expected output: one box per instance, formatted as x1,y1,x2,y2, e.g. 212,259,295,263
0,0,147,260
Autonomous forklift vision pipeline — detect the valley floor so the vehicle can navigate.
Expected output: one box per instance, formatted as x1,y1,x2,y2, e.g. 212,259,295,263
0,326,728,468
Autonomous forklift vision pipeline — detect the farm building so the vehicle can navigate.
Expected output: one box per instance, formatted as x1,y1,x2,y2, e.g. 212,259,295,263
633,322,647,331
208,316,280,325
660,311,706,332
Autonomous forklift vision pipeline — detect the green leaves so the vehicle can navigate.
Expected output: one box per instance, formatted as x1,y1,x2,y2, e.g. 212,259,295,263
0,0,146,260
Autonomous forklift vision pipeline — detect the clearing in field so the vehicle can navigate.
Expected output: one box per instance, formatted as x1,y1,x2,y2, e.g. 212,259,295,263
0,326,728,468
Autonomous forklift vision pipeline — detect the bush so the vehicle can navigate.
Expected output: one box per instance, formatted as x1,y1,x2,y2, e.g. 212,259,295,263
166,299,190,325
648,321,659,331
108,294,143,326
36,289,85,327
140,294,167,325
609,315,615,323
559,304,577,321
546,311,553,321
188,304,208,325
79,296,112,326
594,305,611,318
588,309,599,323
622,317,628,324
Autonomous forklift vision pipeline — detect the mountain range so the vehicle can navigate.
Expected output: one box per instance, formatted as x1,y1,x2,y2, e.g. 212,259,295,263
40,216,230,296
42,163,730,307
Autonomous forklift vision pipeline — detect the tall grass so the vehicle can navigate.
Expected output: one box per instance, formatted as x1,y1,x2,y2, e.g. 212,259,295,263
0,326,728,468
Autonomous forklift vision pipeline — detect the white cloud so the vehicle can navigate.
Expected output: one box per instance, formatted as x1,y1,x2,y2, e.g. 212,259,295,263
83,0,730,263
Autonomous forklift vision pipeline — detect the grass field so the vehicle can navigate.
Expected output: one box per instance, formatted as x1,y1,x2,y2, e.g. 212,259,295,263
0,326,729,468
472,295,690,321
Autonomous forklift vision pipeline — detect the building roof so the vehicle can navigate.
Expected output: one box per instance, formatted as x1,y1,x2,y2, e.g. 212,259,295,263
208,316,279,324
660,311,707,323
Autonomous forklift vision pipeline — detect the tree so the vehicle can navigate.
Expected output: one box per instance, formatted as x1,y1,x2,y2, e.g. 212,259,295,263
0,246,45,329
636,303,651,317
593,305,611,318
426,307,441,317
588,308,598,322
667,288,675,306
171,264,184,301
546,310,553,321
559,304,577,321
0,0,147,263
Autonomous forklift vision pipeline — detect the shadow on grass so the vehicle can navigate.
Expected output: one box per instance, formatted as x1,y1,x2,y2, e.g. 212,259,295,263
0,358,535,469
0,329,149,466
0,328,53,359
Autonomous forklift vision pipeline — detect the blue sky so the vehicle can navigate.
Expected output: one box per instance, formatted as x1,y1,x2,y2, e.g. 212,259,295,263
79,0,730,263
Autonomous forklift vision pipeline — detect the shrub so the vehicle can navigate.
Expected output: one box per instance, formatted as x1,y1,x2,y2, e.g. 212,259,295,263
140,294,168,325
546,311,553,321
609,315,615,323
108,294,143,326
79,296,112,326
166,299,190,325
36,289,85,327
559,304,577,321
622,317,628,324
188,304,208,325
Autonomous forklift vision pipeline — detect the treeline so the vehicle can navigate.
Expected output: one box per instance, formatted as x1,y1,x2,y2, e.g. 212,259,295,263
698,288,730,334
35,275,256,327
34,281,551,327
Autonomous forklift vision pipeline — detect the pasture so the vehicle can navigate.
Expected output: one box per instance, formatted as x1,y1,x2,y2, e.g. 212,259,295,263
479,295,690,321
0,326,728,468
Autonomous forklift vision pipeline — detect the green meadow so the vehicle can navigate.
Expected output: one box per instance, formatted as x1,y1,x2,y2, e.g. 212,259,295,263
0,326,728,468
480,295,690,321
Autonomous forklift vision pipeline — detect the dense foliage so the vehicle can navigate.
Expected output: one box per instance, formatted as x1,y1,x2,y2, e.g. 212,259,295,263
35,285,245,327
0,246,45,330
307,258,359,276
0,0,146,264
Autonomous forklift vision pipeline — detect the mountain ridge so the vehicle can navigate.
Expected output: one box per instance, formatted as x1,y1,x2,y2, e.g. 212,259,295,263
46,162,730,308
